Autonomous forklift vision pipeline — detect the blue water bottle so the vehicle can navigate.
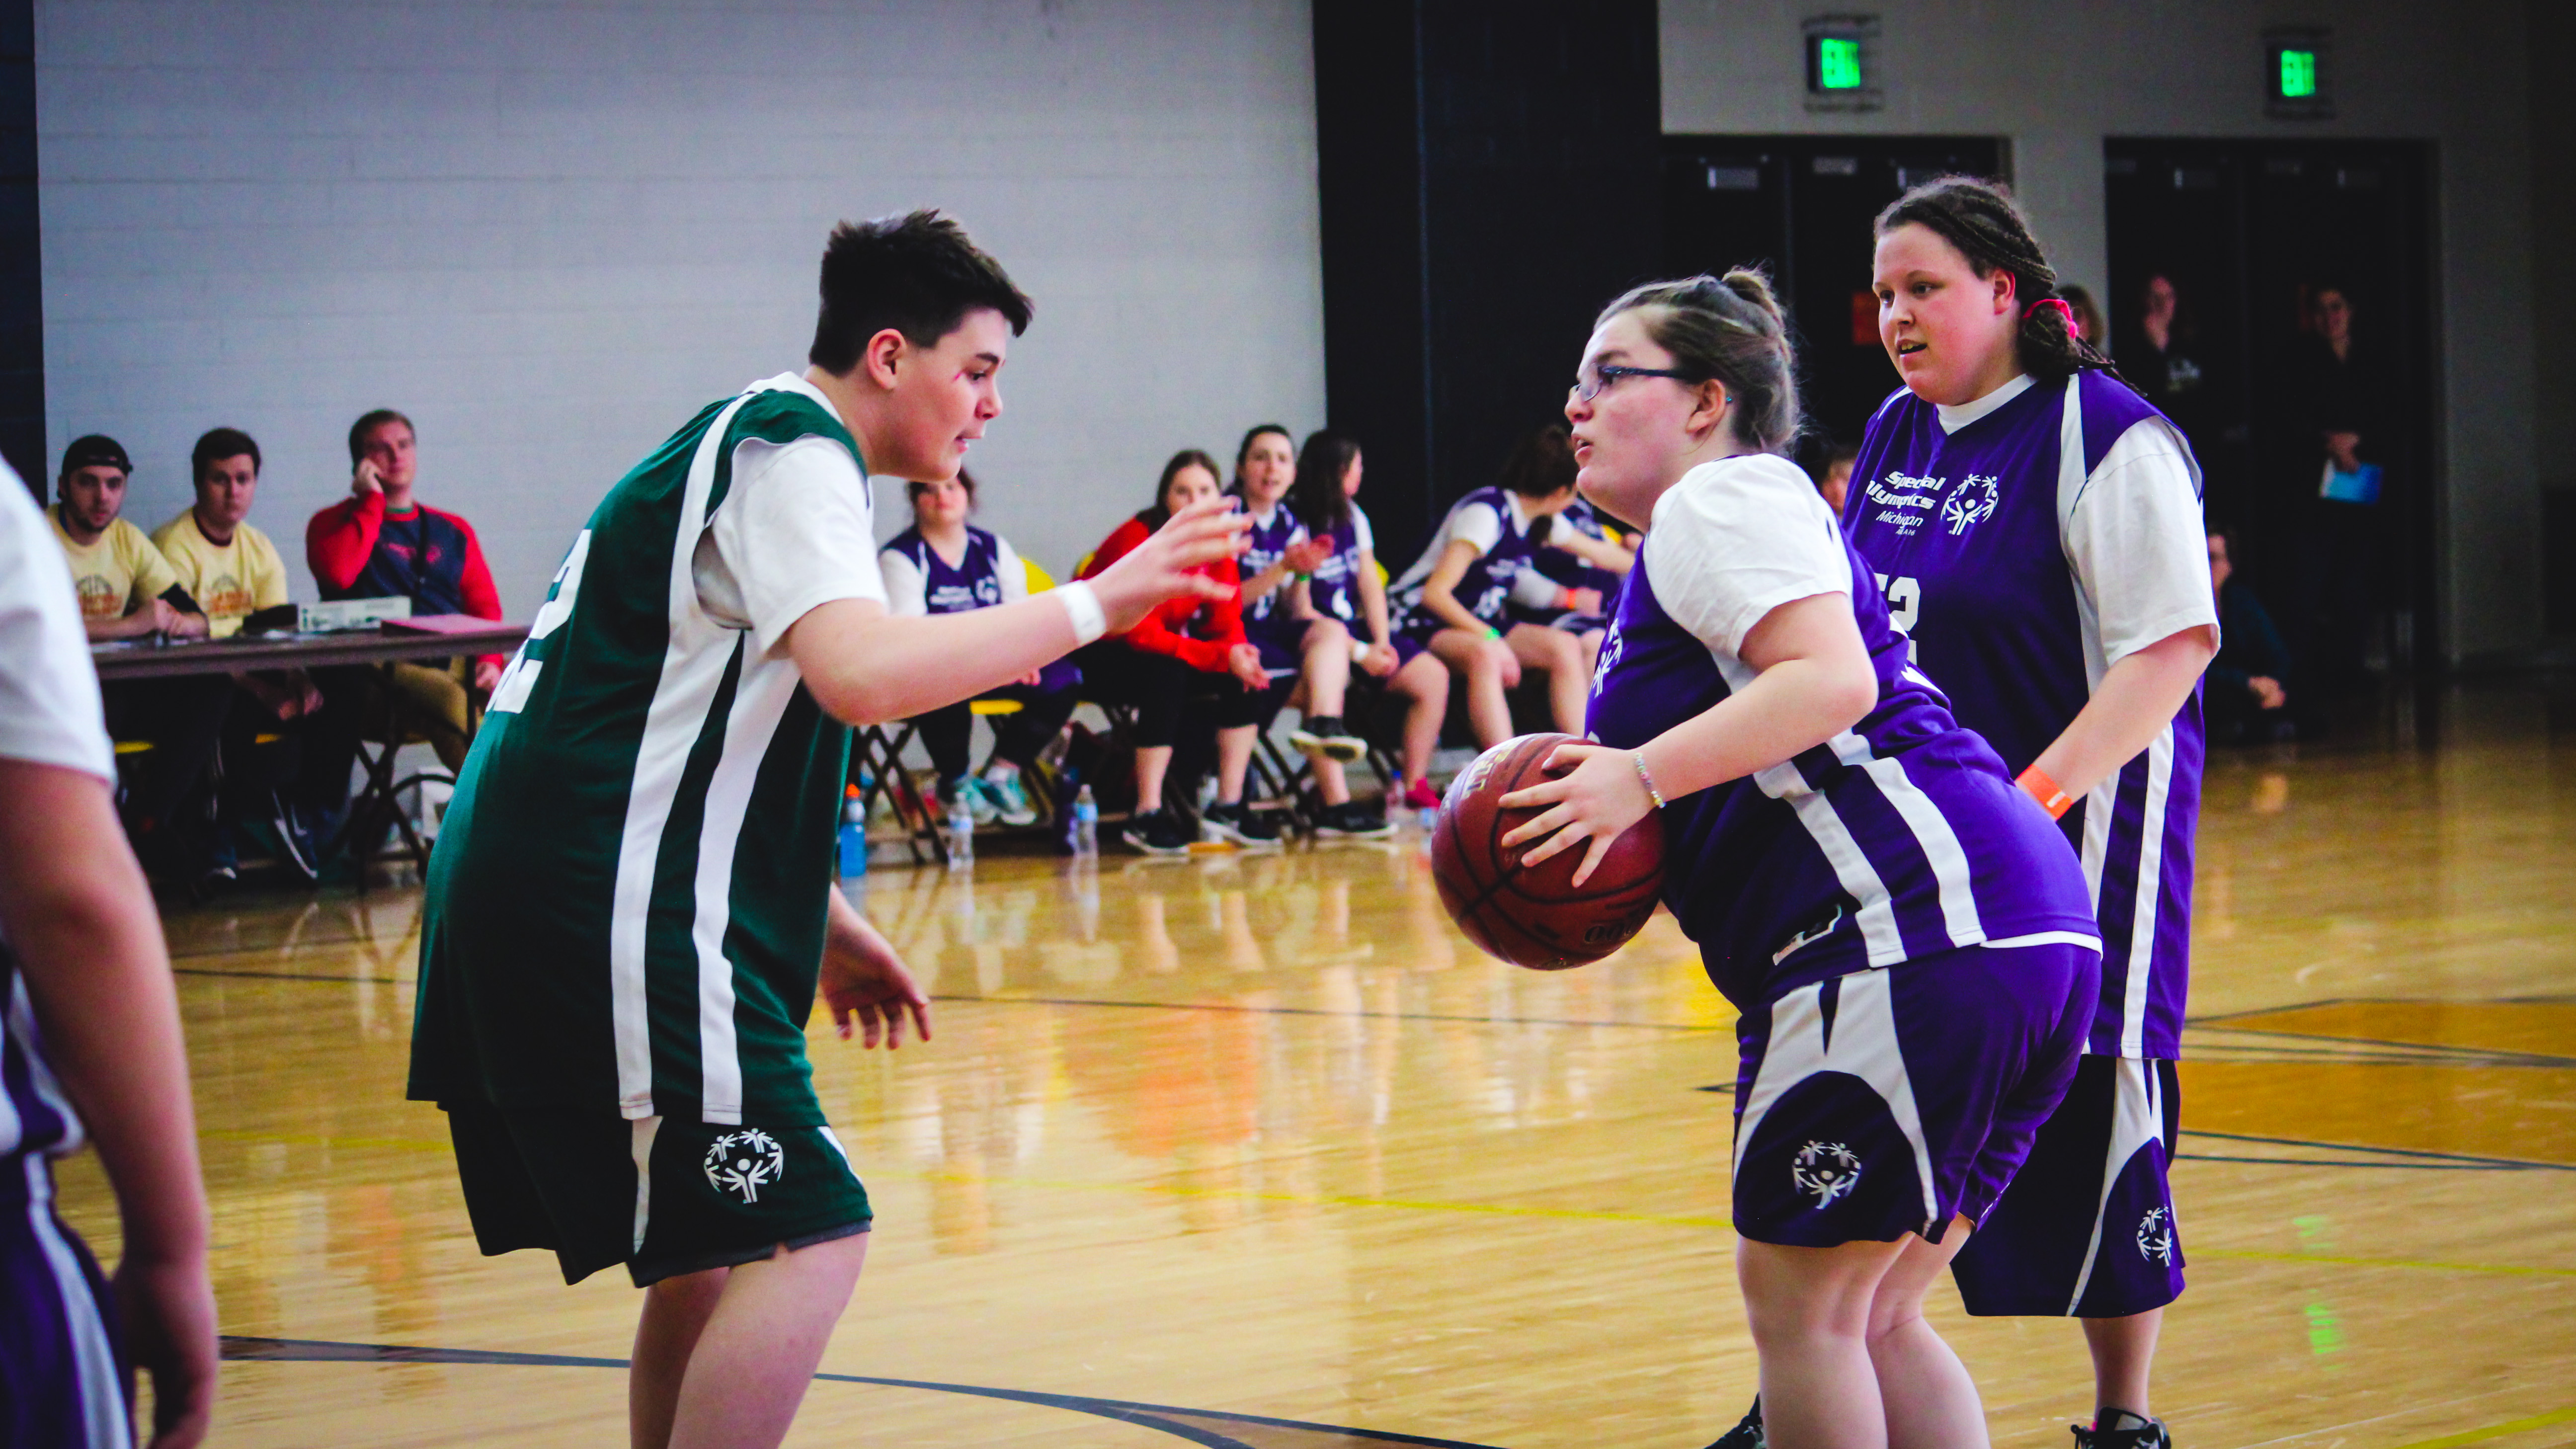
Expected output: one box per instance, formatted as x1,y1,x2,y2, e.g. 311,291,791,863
837,784,869,878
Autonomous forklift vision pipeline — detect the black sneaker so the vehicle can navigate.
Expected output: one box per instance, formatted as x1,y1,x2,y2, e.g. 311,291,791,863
1199,801,1284,849
1288,715,1368,763
1314,800,1397,839
1706,1397,1763,1449
1118,808,1194,856
2073,1411,2171,1449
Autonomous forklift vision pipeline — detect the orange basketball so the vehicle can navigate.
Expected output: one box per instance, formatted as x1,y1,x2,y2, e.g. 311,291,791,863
1429,732,1666,970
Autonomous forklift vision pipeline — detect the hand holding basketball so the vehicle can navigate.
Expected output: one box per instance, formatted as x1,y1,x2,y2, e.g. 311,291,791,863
1498,740,1656,888
1430,733,1665,970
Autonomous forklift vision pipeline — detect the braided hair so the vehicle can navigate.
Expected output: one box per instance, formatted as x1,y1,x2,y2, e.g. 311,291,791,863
1594,268,1803,455
1874,176,2128,389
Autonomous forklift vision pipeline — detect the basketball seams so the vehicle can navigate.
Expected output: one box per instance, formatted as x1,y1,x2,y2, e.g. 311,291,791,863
1432,731,1666,969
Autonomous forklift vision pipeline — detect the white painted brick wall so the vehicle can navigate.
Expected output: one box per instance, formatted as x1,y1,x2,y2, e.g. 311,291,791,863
37,0,1326,610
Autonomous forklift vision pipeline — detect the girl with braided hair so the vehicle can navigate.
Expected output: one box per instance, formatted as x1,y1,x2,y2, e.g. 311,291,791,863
1811,175,2217,1449
1504,266,2099,1449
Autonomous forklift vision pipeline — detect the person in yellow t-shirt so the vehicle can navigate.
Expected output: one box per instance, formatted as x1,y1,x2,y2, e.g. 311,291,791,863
153,427,291,638
153,428,327,885
52,434,209,642
53,434,236,885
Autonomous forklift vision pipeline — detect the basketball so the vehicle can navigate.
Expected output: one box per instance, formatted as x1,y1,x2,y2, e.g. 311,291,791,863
1430,732,1667,970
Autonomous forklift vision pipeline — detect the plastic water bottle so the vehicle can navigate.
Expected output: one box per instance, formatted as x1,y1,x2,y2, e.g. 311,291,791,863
1070,783,1099,857
945,788,975,871
837,785,869,878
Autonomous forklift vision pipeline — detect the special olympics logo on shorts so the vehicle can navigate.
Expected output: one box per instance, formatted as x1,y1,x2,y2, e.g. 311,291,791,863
703,1129,787,1205
1791,1140,1863,1207
2135,1206,2176,1264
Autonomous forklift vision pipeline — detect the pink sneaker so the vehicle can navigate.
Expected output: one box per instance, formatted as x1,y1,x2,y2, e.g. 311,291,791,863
1401,778,1442,811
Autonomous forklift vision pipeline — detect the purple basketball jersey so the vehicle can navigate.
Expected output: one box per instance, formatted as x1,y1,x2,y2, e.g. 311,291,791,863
883,524,1008,616
1846,372,2207,1058
1233,502,1308,626
1584,457,2097,1007
1393,485,1540,632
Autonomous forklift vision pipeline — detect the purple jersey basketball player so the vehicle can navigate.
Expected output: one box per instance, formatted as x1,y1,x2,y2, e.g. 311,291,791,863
1844,178,2219,1449
1502,271,2100,1449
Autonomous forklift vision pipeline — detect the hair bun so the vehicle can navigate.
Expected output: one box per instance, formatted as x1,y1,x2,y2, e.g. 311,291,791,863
1718,267,1786,329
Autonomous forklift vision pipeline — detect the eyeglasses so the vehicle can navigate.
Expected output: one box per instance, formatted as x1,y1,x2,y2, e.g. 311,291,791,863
1569,364,1697,403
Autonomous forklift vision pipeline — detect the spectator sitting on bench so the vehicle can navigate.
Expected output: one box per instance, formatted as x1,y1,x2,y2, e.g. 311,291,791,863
49,433,231,881
155,426,326,882
2206,528,2296,744
303,409,505,831
877,468,1079,827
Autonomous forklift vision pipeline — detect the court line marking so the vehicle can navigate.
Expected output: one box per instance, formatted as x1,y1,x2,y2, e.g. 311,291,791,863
2181,1129,2576,1172
2188,1026,2576,1069
216,1335,1513,1448
2386,1404,2576,1449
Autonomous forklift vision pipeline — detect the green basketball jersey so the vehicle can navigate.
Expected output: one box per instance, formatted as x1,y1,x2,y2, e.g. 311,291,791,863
408,376,869,1126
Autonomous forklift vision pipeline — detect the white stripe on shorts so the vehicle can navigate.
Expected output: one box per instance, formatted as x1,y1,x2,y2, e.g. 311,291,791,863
1732,968,1938,1230
2064,1057,2167,1313
22,1153,131,1449
631,1116,663,1255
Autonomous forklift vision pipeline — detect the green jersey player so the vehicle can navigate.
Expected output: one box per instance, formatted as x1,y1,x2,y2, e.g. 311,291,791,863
406,210,1244,1449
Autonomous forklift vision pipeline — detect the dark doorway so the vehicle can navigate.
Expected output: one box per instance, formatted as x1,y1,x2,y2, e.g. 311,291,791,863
1662,135,2006,455
2104,139,2438,678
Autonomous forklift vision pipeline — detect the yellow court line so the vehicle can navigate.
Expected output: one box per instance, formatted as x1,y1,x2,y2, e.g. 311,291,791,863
2389,1405,2576,1449
187,1129,2576,1279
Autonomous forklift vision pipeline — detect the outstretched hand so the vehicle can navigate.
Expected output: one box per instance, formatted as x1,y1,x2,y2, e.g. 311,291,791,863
821,908,931,1049
1089,498,1250,634
1497,741,1657,887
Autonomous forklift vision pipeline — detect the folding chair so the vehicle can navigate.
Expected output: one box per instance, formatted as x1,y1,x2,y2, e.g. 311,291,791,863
849,720,945,866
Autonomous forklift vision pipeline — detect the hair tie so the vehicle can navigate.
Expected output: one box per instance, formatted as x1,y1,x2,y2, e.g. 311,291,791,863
2025,297,2078,335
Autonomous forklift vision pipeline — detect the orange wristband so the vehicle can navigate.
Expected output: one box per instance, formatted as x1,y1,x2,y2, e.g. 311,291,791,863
2015,766,2074,820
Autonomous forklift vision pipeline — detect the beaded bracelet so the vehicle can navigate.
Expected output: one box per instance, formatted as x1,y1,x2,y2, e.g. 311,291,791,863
1631,751,1667,809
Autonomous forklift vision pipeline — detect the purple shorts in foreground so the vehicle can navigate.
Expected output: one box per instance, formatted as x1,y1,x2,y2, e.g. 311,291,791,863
1731,939,2096,1247
1,1154,132,1449
1949,1054,2185,1317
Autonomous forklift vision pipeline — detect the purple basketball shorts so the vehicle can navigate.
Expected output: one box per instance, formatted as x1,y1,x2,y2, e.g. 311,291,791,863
1,1154,133,1449
1948,1054,2186,1317
1730,939,2096,1247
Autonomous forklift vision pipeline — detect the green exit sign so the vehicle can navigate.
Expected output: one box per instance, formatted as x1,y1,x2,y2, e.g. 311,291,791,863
2265,27,2331,118
2278,48,2318,98
1802,15,1879,111
1816,36,1863,90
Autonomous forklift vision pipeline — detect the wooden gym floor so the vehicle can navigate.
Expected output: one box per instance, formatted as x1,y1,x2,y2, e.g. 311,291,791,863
54,676,2576,1449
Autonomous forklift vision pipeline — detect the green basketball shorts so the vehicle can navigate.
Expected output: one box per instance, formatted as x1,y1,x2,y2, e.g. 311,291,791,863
442,1101,872,1287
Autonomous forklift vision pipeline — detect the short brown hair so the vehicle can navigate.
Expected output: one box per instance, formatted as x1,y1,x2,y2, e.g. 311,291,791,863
809,210,1033,374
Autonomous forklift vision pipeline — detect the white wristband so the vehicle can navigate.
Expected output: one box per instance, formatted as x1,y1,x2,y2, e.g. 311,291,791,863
1055,579,1107,646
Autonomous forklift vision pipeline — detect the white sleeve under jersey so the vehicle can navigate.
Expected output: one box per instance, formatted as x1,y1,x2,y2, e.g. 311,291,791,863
877,546,928,618
1350,503,1375,556
2061,418,2219,671
1648,455,1853,659
993,535,1029,604
702,435,888,656
0,463,114,781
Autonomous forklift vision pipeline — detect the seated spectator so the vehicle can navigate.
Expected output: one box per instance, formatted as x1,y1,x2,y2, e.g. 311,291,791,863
304,409,504,826
2207,528,2294,743
1510,490,1633,639
1231,425,1392,839
1282,428,1397,838
48,433,230,879
1074,450,1278,855
154,426,323,881
1808,438,1859,516
1379,424,1592,811
878,468,1079,827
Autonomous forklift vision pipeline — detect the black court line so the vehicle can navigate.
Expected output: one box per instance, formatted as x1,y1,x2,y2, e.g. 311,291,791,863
2193,1026,2576,1070
218,1336,1511,1448
2183,1128,2576,1172
166,963,1719,1034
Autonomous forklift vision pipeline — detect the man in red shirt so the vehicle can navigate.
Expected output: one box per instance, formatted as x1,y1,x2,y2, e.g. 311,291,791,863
303,410,506,842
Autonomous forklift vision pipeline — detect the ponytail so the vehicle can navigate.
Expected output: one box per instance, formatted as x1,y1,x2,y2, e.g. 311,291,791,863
1593,267,1802,455
1874,175,2131,390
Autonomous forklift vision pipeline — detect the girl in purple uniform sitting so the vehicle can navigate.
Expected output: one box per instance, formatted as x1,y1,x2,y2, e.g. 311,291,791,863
879,470,1081,826
1380,425,1599,813
1501,270,2102,1449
